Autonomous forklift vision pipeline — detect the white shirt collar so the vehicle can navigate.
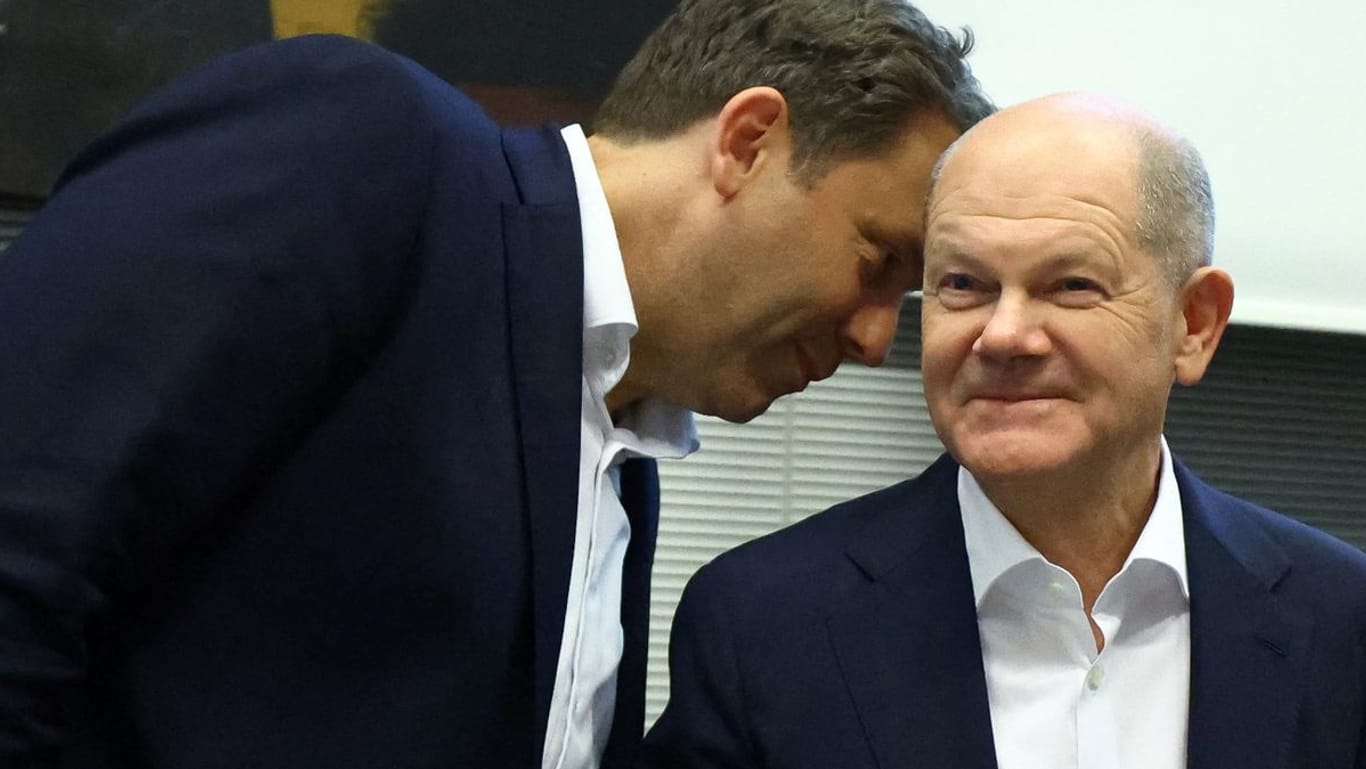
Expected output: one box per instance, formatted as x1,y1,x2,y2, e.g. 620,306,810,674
560,124,635,336
960,436,1189,609
560,124,698,459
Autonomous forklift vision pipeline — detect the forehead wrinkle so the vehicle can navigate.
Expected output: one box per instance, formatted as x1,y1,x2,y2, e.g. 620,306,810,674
929,211,1128,261
929,188,1133,260
928,236,1127,283
932,186,1133,225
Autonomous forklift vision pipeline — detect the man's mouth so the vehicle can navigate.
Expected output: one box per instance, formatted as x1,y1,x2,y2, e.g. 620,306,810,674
796,346,836,385
973,392,1054,402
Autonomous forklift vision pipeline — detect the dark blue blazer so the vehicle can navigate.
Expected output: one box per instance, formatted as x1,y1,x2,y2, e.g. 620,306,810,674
0,35,660,769
642,454,1366,769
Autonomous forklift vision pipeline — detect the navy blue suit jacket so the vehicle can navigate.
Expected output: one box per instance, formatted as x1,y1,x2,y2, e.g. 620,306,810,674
0,35,660,769
642,454,1366,768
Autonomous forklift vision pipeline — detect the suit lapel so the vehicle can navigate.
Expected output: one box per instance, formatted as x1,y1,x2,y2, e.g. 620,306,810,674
1179,461,1310,769
827,456,999,769
825,455,1311,769
500,125,584,753
602,458,661,769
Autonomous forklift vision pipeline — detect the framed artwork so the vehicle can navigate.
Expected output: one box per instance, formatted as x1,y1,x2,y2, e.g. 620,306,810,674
0,0,675,200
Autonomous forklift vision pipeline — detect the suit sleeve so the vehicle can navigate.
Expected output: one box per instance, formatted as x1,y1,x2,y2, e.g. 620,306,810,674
640,561,762,769
1358,628,1366,769
0,36,433,762
1358,716,1365,769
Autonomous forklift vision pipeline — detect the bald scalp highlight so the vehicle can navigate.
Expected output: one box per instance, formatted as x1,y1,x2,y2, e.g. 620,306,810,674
923,97,1215,290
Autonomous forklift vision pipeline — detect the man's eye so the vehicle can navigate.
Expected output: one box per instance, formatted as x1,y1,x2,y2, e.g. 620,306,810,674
863,248,913,289
1053,277,1108,306
941,273,978,291
879,246,912,270
860,251,890,282
929,272,992,309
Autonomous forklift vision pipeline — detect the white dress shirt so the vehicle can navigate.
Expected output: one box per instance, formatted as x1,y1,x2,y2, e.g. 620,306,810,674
540,124,699,769
960,437,1190,769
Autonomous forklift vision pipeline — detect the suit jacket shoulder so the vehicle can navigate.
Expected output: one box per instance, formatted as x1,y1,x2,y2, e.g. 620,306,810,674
698,456,958,599
643,456,995,769
1175,459,1366,769
1177,460,1366,627
0,34,588,769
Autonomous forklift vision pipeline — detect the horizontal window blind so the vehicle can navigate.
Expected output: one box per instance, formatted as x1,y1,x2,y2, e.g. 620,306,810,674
0,207,33,257
649,304,940,724
1167,323,1366,548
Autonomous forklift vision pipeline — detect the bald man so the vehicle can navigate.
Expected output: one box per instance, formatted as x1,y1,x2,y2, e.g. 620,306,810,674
640,94,1366,769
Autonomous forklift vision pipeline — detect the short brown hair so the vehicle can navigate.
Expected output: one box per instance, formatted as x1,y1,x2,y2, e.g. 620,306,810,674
593,0,993,181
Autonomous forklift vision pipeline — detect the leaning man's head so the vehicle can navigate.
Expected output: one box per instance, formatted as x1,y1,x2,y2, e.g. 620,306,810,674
593,0,993,423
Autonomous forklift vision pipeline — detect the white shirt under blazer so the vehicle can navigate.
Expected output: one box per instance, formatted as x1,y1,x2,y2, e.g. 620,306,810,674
960,437,1190,769
540,125,698,769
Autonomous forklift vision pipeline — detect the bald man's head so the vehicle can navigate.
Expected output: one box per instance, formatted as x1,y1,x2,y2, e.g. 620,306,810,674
927,93,1213,289
917,93,1235,494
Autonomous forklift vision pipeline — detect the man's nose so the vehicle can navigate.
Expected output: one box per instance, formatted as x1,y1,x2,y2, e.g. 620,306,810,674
973,290,1051,359
841,295,904,367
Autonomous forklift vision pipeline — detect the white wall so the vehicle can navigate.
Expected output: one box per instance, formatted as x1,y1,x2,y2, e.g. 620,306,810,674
915,0,1366,334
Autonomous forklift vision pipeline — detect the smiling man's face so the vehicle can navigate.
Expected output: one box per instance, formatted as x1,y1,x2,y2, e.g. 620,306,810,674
919,103,1187,485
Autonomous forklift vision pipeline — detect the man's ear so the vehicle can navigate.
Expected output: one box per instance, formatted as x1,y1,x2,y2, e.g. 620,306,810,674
709,86,790,198
1172,266,1235,386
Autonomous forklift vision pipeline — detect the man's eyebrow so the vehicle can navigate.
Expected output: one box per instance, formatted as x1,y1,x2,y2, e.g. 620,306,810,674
922,238,981,267
1040,251,1106,272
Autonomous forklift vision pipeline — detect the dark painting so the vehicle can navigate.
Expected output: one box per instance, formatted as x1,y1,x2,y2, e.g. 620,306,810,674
0,0,676,200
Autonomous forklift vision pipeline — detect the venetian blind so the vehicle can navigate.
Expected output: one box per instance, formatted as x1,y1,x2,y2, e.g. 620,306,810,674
648,305,941,724
0,207,33,257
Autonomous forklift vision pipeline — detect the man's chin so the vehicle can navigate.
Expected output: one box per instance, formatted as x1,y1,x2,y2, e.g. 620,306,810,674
949,434,1080,483
684,368,803,423
709,399,773,424
701,385,782,424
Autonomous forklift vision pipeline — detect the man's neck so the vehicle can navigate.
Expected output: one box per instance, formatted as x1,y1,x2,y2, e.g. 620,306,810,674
587,128,711,420
604,374,644,418
976,444,1163,612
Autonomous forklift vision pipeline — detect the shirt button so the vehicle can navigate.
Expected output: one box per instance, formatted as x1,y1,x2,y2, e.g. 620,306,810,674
1085,665,1105,691
1048,581,1069,603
